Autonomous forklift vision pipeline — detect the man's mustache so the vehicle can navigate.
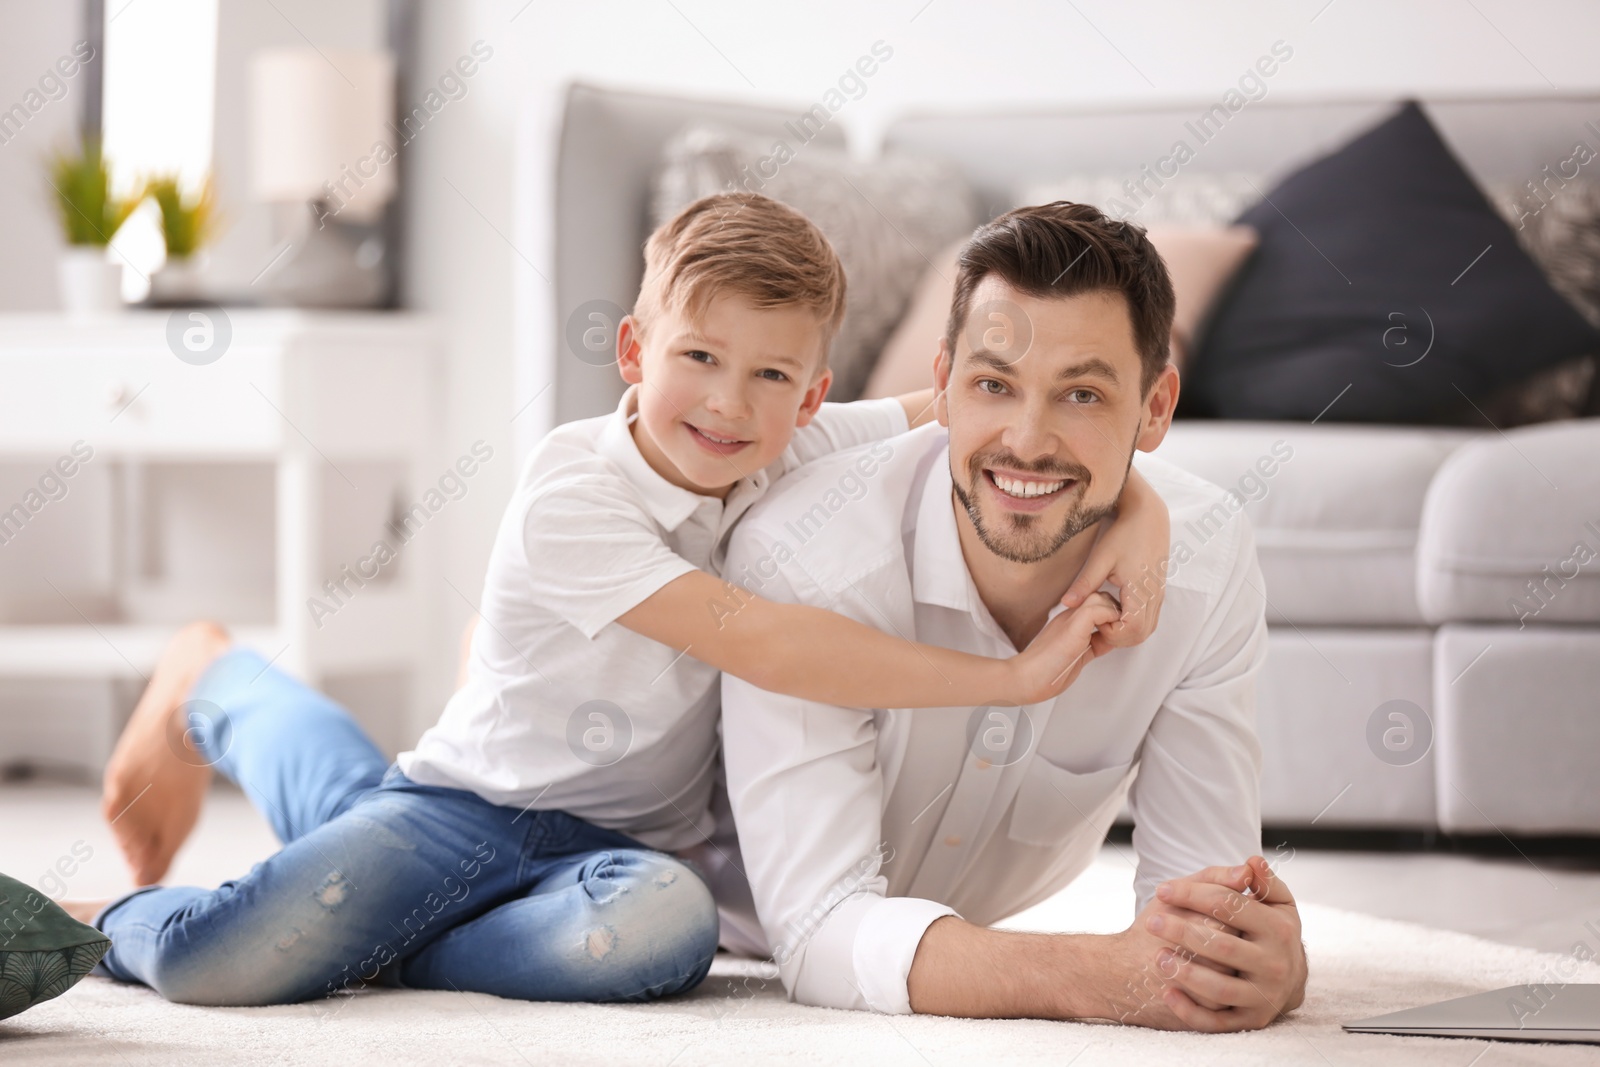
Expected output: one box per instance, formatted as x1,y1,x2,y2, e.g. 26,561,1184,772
966,451,1091,485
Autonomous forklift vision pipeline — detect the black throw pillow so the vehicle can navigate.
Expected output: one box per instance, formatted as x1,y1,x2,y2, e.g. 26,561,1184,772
1181,100,1600,422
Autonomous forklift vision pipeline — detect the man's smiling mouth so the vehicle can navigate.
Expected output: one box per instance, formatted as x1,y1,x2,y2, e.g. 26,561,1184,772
984,469,1076,500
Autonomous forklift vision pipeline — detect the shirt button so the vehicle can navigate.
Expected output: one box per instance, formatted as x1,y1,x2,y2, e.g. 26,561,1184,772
944,835,962,847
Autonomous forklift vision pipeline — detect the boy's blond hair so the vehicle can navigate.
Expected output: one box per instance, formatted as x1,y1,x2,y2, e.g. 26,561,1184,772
633,193,847,371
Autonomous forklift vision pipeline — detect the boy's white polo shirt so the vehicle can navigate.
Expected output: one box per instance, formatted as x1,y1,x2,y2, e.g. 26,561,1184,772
397,384,907,851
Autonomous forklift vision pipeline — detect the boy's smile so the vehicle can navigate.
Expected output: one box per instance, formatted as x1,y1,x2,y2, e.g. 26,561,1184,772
616,293,833,499
684,421,753,456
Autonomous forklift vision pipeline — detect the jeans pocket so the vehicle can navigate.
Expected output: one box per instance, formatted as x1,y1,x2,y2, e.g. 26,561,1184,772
526,809,582,855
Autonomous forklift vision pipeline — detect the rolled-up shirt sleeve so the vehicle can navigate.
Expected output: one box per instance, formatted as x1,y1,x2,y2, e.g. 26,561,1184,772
719,524,955,1013
1127,512,1269,915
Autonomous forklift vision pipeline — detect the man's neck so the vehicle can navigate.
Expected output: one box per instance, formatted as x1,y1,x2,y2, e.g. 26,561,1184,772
951,490,1106,651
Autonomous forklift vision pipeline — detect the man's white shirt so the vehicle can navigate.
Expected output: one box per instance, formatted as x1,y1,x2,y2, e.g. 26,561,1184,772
719,422,1269,1014
398,384,907,852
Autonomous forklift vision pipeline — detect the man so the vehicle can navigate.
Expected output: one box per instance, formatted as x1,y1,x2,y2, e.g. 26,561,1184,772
718,201,1308,1031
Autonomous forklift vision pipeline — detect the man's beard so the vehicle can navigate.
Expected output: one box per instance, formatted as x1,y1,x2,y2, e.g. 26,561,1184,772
951,448,1127,565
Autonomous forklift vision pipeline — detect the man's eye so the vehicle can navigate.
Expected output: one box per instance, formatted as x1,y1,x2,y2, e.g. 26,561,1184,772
978,378,1007,395
758,369,790,383
1068,388,1099,404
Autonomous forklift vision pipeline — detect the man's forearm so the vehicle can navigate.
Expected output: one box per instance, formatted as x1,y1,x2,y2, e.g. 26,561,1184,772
907,916,1123,1021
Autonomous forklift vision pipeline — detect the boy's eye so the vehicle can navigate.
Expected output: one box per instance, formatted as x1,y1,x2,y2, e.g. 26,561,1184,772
687,350,715,364
758,368,790,383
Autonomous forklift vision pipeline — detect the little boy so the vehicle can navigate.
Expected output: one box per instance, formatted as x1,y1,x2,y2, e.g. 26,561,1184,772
79,194,1169,1006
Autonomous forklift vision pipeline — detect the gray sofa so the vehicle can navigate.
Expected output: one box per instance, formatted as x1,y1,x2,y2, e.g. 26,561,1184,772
544,84,1600,836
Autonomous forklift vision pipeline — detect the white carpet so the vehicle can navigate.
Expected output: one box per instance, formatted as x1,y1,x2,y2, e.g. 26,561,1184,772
5,897,1599,1064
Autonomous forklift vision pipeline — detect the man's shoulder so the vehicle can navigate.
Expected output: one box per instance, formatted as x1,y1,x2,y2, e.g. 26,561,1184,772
1133,450,1260,596
731,424,945,586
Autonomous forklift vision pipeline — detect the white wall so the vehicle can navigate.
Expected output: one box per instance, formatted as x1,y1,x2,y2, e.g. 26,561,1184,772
0,0,87,310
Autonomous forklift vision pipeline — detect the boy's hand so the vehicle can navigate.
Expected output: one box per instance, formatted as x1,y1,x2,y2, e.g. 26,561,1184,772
894,387,938,429
1061,467,1169,651
1012,592,1122,705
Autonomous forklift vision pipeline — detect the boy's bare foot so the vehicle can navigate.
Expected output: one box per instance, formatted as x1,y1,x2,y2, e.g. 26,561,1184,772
101,621,233,886
61,899,111,925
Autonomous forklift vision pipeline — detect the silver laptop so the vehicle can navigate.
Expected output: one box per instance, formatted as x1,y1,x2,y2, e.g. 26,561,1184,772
1344,984,1600,1043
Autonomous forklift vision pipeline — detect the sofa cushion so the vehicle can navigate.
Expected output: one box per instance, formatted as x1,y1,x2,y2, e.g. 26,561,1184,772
1151,225,1260,369
1473,179,1600,425
1417,417,1600,624
1182,100,1600,422
1254,628,1437,827
1157,421,1479,624
1488,179,1600,325
1434,625,1600,834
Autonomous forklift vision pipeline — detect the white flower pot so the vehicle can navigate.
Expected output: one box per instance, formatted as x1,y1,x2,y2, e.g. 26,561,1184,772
148,255,210,305
58,247,125,316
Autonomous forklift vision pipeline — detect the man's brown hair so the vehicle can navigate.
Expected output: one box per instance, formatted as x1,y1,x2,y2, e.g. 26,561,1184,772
635,193,847,370
944,201,1175,395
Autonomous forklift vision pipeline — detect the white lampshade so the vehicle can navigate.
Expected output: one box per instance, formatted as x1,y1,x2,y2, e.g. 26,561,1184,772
250,48,396,220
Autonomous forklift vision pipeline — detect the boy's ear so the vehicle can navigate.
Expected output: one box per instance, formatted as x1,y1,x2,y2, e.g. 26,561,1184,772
932,338,953,427
1135,362,1180,453
793,365,833,427
617,315,644,384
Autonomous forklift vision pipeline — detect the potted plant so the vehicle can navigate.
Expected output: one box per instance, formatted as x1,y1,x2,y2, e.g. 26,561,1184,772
146,175,219,304
48,136,138,316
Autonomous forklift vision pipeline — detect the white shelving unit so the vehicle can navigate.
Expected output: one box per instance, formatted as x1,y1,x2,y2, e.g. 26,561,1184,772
0,310,445,772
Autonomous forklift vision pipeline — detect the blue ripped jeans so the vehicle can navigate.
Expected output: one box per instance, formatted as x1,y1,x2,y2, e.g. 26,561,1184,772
94,649,719,1007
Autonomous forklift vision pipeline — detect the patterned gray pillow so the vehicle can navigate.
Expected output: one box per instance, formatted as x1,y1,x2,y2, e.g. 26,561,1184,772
653,125,979,403
1020,172,1265,226
1482,180,1600,424
1491,180,1600,322
0,872,111,1020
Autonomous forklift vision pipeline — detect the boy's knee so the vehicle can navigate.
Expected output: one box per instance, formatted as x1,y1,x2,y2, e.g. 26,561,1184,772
583,852,718,997
608,852,717,942
657,857,719,951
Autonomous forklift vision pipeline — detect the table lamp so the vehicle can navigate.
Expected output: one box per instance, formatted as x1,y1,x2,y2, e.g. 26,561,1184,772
249,47,396,307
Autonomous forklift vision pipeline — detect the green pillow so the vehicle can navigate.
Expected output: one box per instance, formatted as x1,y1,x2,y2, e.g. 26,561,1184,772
0,872,111,1020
